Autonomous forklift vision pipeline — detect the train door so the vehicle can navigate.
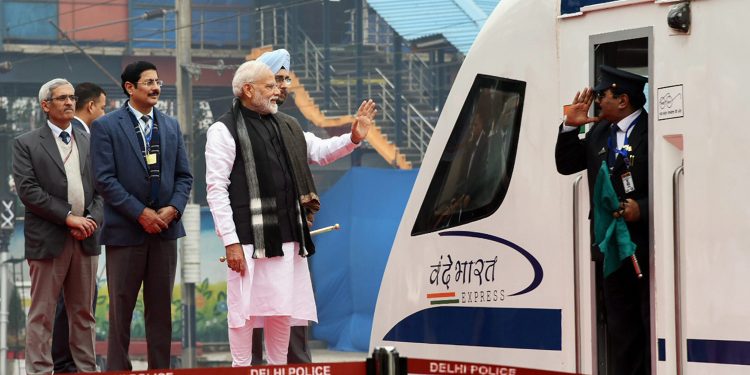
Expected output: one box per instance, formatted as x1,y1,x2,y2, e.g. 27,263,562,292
587,28,680,375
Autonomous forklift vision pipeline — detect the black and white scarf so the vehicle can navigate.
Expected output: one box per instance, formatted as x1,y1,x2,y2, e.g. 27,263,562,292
232,99,318,258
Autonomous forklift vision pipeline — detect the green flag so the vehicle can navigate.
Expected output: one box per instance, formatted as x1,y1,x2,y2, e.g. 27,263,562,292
592,160,637,277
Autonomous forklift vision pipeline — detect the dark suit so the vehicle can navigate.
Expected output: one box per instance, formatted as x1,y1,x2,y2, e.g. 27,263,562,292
555,111,650,375
13,124,103,374
52,117,100,373
91,103,192,370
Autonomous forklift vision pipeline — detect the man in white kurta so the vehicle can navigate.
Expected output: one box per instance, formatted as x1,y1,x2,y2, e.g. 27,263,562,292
206,61,376,366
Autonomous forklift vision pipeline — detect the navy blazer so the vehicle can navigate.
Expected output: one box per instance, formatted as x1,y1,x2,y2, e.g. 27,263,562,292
91,103,193,246
12,124,103,259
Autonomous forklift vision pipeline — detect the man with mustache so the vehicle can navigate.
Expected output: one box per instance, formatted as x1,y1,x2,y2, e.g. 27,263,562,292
250,48,374,365
13,78,102,374
205,61,376,365
52,81,107,374
91,61,193,370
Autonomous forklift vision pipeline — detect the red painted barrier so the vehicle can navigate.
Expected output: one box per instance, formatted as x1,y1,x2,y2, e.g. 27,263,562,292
99,362,366,375
89,358,578,375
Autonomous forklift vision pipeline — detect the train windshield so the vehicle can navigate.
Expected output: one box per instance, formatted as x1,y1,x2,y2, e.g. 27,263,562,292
411,74,525,235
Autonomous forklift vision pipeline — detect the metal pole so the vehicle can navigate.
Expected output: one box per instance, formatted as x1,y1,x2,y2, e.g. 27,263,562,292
0,197,14,375
175,0,197,368
394,33,403,147
355,0,363,102
323,0,331,110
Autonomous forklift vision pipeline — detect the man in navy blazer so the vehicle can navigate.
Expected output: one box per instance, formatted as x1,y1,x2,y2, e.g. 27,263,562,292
91,61,193,370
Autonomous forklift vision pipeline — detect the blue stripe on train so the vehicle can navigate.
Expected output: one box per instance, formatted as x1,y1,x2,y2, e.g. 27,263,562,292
687,339,750,366
383,306,561,350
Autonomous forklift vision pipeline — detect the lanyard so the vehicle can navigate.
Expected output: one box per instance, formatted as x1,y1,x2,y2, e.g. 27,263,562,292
127,108,155,153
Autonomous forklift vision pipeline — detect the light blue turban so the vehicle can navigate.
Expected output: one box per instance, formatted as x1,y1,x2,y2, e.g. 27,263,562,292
256,49,291,74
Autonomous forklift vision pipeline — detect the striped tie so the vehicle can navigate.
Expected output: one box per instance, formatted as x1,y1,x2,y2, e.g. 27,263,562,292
141,115,152,141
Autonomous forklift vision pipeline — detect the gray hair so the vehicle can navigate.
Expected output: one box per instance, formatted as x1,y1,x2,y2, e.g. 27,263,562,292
38,78,73,103
231,61,272,97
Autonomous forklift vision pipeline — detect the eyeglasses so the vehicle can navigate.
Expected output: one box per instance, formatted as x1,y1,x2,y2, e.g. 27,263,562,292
248,82,279,90
275,76,293,85
137,79,164,87
595,90,621,101
48,95,78,102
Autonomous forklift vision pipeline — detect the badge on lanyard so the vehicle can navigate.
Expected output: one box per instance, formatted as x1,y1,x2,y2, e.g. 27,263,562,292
621,171,635,193
146,153,157,165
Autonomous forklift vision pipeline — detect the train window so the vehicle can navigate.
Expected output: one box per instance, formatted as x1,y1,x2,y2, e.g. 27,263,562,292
411,74,525,236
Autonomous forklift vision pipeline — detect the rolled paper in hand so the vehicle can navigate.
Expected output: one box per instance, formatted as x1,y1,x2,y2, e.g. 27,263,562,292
310,223,340,236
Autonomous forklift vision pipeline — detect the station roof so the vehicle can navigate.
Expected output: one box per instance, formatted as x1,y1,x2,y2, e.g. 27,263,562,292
366,0,500,55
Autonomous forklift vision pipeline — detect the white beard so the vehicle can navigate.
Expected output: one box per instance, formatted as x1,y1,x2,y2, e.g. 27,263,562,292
252,94,278,115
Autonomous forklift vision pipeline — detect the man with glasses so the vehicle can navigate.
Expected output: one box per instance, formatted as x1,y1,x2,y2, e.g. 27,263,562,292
555,65,650,375
206,61,376,366
12,78,102,374
91,61,193,370
51,81,107,373
249,48,375,365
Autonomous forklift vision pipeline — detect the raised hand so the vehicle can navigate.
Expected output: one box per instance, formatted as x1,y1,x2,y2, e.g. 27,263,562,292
351,99,378,144
564,87,600,127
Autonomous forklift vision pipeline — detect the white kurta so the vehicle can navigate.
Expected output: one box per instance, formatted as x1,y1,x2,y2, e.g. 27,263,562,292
206,120,358,329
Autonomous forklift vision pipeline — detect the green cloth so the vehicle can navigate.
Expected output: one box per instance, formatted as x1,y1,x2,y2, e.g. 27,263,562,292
593,161,637,277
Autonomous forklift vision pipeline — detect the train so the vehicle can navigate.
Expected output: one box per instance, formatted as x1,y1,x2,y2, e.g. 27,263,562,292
370,0,750,374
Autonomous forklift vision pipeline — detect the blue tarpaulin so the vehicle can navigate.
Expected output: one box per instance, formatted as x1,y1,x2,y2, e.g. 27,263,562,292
309,167,418,352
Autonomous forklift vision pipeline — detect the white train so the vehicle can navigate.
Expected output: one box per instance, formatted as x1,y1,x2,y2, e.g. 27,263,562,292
370,0,750,374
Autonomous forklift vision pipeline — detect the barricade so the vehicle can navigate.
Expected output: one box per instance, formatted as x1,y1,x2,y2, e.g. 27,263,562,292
93,351,581,375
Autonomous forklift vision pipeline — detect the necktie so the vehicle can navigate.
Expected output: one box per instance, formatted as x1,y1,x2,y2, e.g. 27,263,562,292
608,124,618,168
141,115,152,141
59,131,71,145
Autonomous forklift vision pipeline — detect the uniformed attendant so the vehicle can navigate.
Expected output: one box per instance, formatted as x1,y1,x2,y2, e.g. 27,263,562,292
555,65,650,375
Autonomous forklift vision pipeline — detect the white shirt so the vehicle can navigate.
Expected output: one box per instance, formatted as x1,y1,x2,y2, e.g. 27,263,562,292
127,102,154,135
206,121,359,246
47,120,72,140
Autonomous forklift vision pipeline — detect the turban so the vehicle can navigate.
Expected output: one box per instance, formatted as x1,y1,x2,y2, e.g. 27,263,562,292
256,49,291,74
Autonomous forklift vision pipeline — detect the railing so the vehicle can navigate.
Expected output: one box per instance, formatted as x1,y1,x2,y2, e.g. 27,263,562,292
254,4,439,164
372,68,435,159
405,53,436,105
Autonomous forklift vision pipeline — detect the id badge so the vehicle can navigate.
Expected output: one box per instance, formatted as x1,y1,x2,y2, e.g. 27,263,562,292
146,153,157,165
621,172,635,193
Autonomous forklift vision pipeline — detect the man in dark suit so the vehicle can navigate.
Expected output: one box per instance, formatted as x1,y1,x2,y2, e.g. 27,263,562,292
52,81,107,373
555,65,650,375
13,78,102,374
91,61,193,370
